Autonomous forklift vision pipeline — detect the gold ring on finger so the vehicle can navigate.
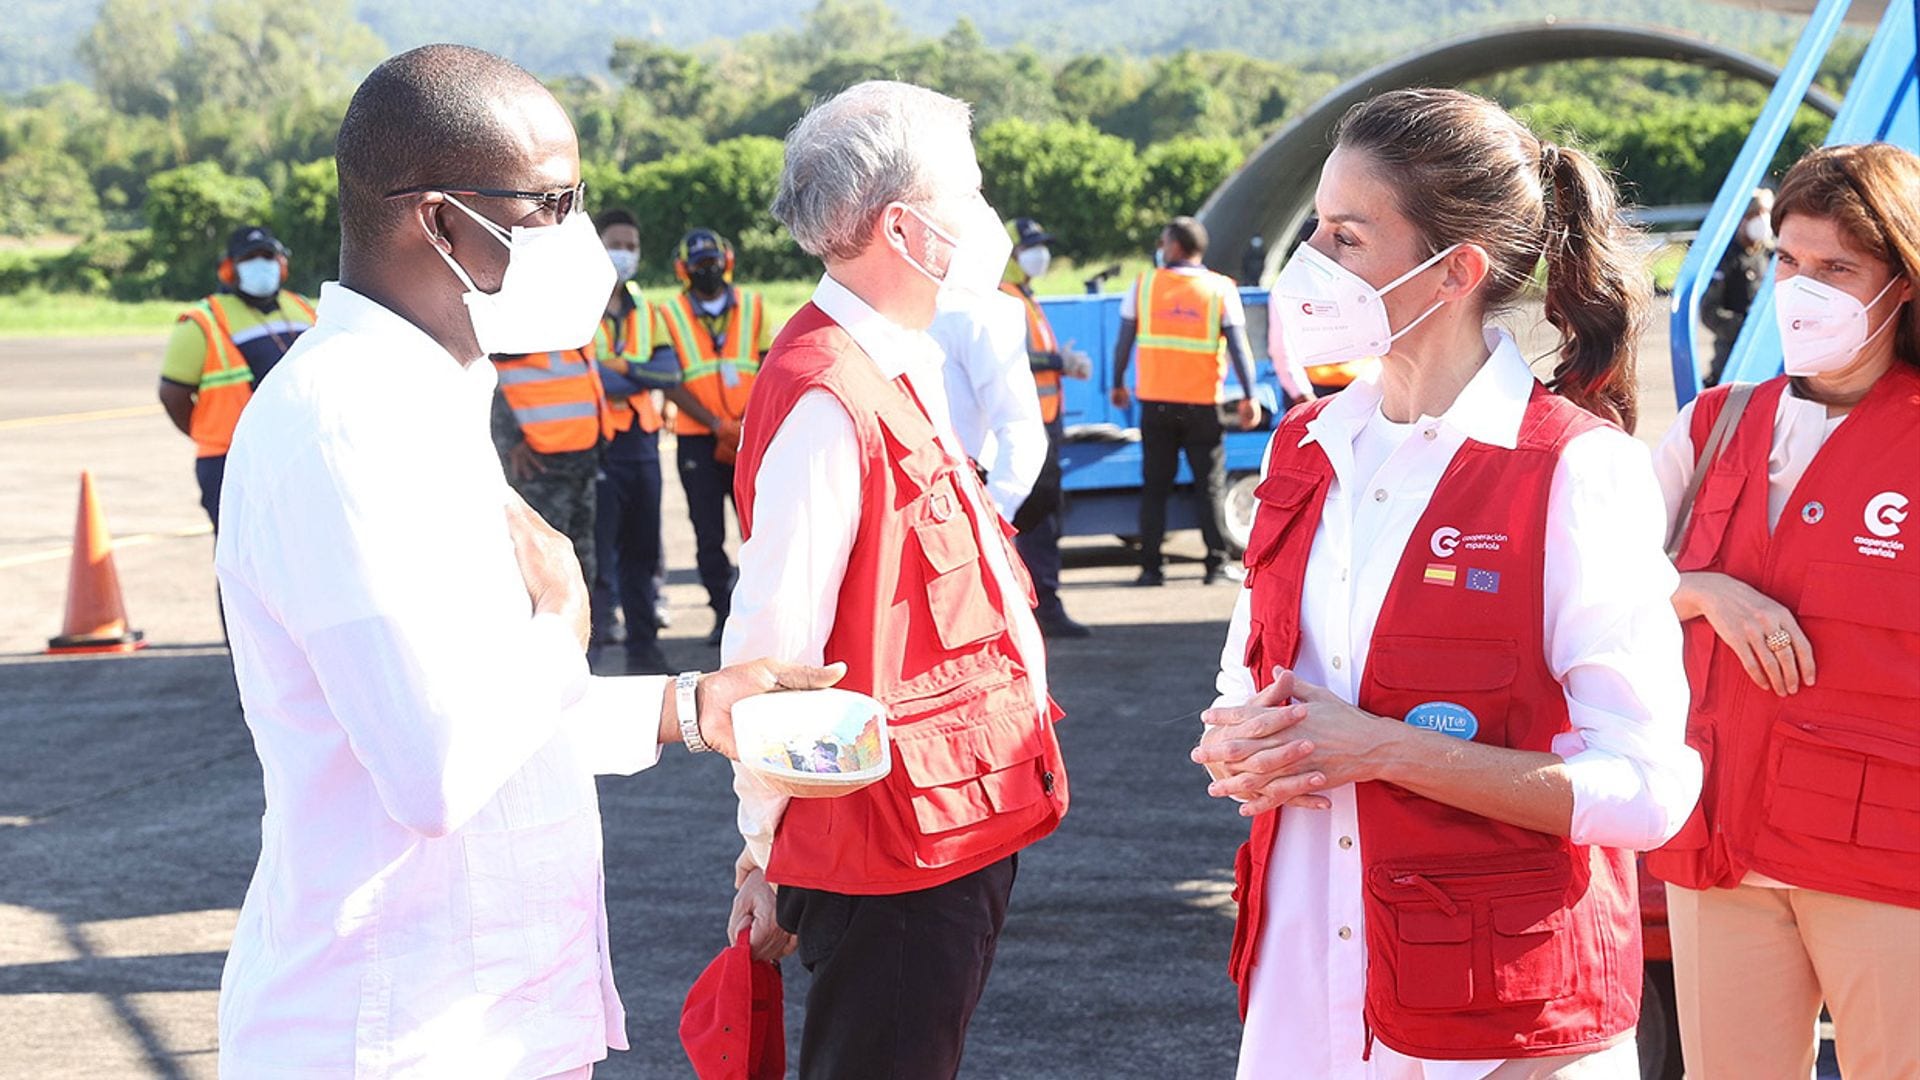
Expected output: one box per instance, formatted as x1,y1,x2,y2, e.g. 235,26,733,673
1765,629,1793,653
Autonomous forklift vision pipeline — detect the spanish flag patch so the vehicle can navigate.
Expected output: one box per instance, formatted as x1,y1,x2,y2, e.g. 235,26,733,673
1423,563,1458,587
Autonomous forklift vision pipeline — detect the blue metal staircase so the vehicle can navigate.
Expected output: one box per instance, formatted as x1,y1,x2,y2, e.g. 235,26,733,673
1669,0,1918,405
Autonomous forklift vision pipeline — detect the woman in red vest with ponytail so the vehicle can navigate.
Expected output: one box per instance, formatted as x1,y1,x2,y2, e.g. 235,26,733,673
1649,142,1920,1080
1190,88,1701,1078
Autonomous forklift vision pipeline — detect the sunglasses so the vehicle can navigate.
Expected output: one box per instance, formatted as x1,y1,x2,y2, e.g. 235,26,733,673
385,180,587,222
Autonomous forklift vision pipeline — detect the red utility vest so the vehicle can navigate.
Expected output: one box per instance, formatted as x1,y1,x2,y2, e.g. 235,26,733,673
1647,371,1920,908
1230,387,1641,1060
734,303,1070,895
1000,282,1063,424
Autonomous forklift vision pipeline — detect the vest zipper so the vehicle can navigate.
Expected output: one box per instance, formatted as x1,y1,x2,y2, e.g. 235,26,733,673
1390,872,1460,916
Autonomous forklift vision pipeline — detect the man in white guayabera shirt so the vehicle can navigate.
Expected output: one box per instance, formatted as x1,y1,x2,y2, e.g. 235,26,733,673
211,45,841,1080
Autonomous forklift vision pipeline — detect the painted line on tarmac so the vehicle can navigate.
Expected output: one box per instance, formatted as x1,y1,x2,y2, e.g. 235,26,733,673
0,403,163,431
0,524,212,570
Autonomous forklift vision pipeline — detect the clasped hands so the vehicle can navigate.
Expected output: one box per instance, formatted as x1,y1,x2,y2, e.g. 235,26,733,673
1189,667,1403,817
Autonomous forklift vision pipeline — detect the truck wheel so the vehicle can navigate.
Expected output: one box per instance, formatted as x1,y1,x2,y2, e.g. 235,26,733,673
1219,471,1259,559
1637,961,1684,1080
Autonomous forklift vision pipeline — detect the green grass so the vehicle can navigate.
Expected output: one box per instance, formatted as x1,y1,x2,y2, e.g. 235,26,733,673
0,290,184,338
0,256,1163,341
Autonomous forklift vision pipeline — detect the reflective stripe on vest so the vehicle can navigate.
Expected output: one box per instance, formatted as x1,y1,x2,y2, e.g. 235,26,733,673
660,289,763,435
1002,282,1063,423
494,348,608,454
1647,370,1920,907
1230,388,1639,1057
1134,268,1228,405
596,283,663,435
182,296,251,458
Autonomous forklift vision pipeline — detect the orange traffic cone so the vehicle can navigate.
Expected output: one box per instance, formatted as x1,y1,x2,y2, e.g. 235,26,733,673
47,470,147,655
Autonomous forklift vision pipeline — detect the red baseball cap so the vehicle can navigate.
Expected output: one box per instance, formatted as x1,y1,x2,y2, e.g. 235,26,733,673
680,931,785,1080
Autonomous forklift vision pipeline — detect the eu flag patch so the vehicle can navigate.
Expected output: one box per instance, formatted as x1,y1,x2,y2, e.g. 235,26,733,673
1466,568,1501,594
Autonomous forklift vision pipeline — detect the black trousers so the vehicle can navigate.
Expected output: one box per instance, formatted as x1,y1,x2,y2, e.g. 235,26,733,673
591,451,663,661
777,854,1018,1080
1013,418,1066,619
195,454,226,531
674,433,736,614
1137,400,1228,570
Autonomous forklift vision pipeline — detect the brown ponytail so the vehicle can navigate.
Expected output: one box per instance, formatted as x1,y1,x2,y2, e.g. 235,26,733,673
1539,142,1649,432
1335,89,1649,431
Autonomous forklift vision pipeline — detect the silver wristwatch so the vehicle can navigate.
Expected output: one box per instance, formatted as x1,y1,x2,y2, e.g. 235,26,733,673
676,671,710,753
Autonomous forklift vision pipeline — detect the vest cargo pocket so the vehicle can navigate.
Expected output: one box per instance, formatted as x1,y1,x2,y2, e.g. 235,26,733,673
1765,711,1920,858
1389,903,1474,1009
1796,561,1920,699
888,674,1048,869
1490,893,1574,1003
911,475,1006,650
1368,856,1571,1014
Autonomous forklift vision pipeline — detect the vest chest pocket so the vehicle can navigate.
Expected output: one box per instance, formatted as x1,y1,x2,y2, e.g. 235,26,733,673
1672,464,1748,572
1795,560,1920,699
1366,637,1520,749
910,475,1005,651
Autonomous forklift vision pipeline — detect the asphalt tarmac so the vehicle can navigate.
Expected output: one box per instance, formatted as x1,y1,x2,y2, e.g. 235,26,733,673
0,317,1722,1079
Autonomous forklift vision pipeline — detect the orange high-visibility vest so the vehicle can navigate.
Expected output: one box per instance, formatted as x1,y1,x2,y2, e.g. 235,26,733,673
1001,282,1063,423
179,292,316,458
494,347,612,454
1133,267,1233,405
658,288,765,436
595,282,663,435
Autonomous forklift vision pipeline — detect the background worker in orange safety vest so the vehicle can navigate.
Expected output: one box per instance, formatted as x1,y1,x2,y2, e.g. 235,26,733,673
589,208,681,674
998,217,1094,637
157,225,315,531
657,227,773,647
491,343,612,595
1110,215,1259,587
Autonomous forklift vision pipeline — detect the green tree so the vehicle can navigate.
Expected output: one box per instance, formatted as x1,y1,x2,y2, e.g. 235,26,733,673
977,118,1146,259
144,161,272,297
1138,136,1243,232
0,148,105,238
272,158,339,295
602,136,814,281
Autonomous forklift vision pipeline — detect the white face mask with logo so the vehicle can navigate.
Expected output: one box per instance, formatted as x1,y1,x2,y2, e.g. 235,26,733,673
429,195,616,356
900,194,1015,300
607,248,639,282
234,256,282,299
1271,241,1460,369
1017,245,1051,281
1774,273,1901,377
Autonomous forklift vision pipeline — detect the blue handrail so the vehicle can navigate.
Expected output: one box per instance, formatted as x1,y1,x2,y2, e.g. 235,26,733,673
1666,0,1855,406
1670,0,1920,403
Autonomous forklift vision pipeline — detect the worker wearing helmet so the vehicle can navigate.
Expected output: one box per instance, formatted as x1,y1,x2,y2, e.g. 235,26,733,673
657,228,774,647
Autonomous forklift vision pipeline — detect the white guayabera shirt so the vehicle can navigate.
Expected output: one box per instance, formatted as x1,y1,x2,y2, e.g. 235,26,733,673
213,283,667,1080
1214,329,1700,1080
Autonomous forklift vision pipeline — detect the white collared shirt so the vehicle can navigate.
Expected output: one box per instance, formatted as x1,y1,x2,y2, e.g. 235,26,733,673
725,275,1050,871
213,283,666,1079
929,288,1048,520
1213,328,1699,1080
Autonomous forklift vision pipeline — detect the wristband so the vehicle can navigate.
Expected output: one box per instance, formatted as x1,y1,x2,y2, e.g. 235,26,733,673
677,672,710,753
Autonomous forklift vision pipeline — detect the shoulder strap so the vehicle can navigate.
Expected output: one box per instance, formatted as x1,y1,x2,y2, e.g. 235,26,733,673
1665,382,1757,561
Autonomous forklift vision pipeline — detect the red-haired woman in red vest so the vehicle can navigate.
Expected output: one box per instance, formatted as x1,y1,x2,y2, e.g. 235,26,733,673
1649,142,1920,1080
1190,88,1701,1078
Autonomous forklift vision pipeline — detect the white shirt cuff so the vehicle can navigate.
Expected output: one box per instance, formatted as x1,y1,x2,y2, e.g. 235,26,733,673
567,674,669,776
1556,734,1701,851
